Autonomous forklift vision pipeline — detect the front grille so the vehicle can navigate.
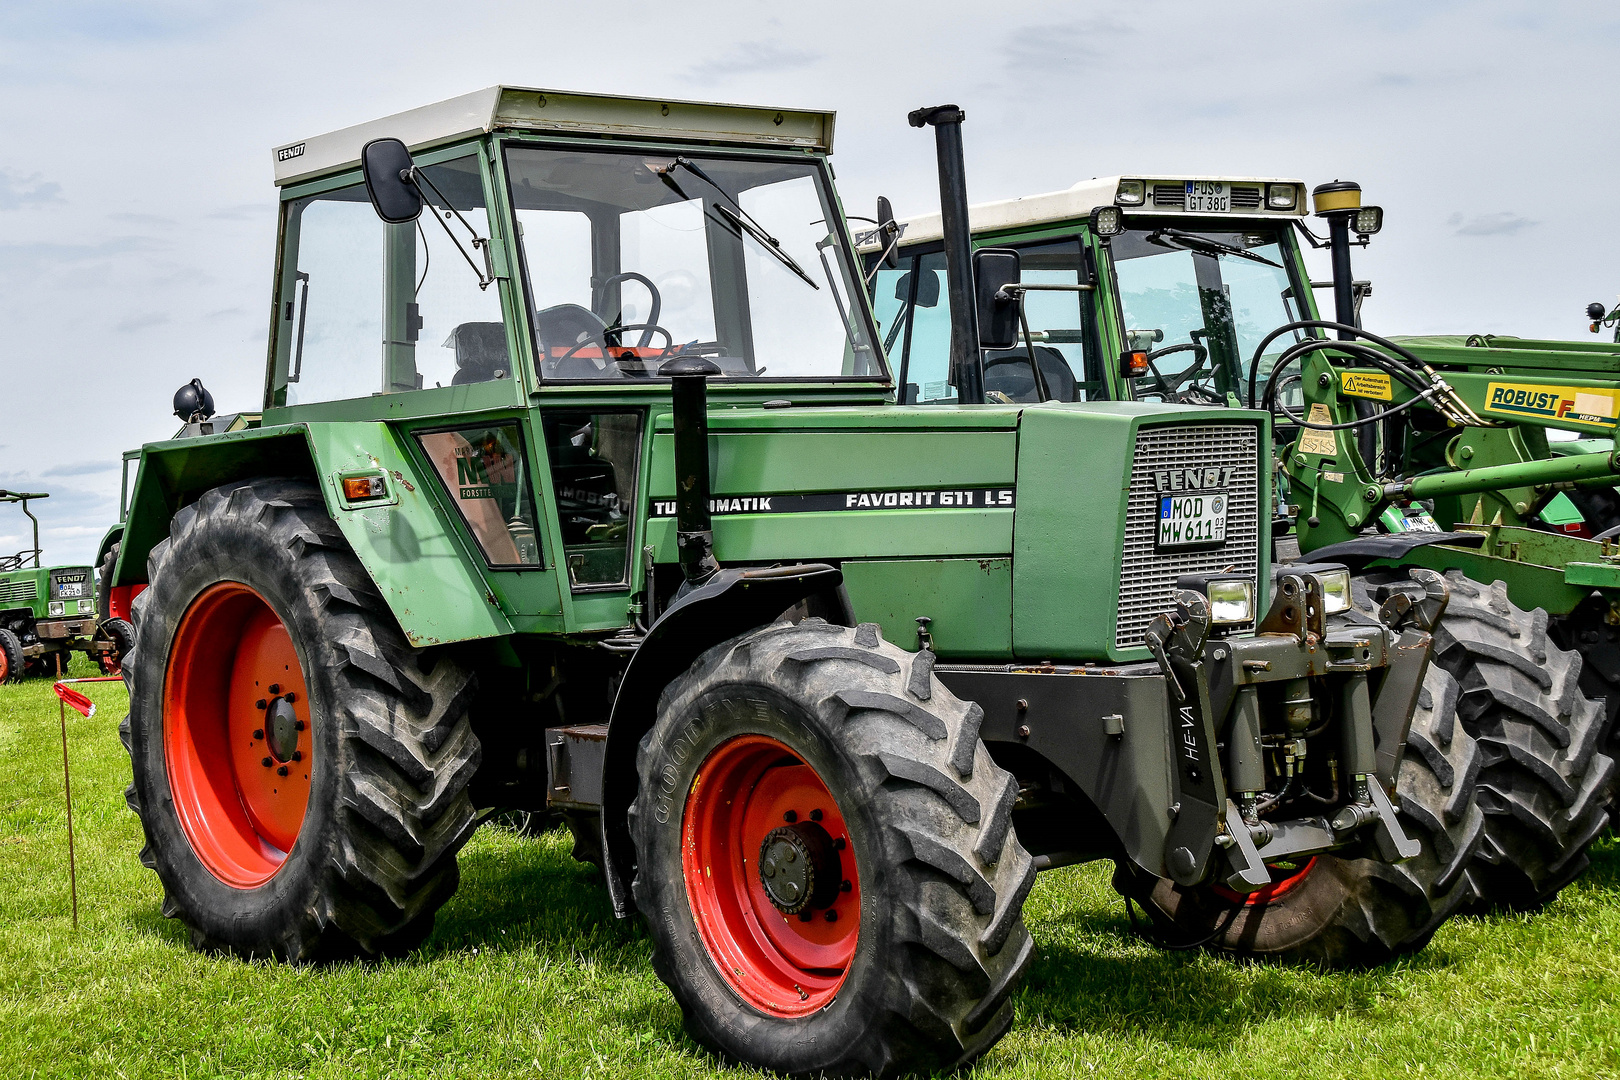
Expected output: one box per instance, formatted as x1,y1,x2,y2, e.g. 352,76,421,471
0,579,38,606
1152,184,1185,208
1230,186,1262,208
1117,423,1262,648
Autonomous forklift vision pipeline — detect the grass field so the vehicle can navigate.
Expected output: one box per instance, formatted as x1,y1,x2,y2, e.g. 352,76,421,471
2,661,1617,1079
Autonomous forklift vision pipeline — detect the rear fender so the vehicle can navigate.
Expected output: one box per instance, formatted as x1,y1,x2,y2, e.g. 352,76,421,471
113,423,513,646
599,563,849,917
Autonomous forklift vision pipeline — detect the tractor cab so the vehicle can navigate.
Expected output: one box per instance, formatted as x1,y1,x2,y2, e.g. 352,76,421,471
862,175,1321,409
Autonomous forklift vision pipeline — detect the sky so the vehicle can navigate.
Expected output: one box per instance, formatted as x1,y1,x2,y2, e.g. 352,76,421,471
1,0,1617,565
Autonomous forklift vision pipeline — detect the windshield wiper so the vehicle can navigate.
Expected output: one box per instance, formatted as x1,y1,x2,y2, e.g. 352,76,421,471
658,158,819,290
1146,227,1283,268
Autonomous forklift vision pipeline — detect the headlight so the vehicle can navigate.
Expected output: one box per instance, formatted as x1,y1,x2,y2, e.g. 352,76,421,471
1090,205,1124,237
1176,573,1255,626
1266,183,1297,210
1114,179,1145,206
78,598,95,615
48,601,65,617
1206,579,1255,624
1353,206,1383,236
1317,568,1352,614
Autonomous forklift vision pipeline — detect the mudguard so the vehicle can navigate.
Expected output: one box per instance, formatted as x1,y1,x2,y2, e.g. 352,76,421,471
1304,530,1484,570
598,562,849,917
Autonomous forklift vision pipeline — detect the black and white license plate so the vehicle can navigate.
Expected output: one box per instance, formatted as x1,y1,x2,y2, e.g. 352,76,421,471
56,582,85,597
1185,180,1229,213
1157,491,1228,549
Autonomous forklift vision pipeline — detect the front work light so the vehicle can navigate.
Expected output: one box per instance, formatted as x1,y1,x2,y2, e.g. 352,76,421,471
1316,567,1352,614
1266,183,1298,210
1115,179,1145,205
1090,205,1125,236
1176,573,1255,626
1353,206,1384,236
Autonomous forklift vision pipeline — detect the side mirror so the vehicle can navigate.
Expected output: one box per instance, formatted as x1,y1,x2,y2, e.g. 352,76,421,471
877,196,902,270
972,248,1021,351
361,138,423,224
906,267,943,308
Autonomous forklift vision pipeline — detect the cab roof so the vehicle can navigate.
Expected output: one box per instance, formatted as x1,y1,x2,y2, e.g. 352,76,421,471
272,86,837,187
863,174,1308,250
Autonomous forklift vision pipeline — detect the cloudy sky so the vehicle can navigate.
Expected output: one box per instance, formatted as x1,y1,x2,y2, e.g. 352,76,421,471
2,0,1615,565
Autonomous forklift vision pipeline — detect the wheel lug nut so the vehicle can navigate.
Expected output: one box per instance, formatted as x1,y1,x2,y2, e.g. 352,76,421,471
277,765,289,777
798,912,813,923
810,808,823,821
261,757,272,768
783,810,797,823
284,692,297,704
255,699,267,710
253,728,264,740
840,879,852,892
824,909,838,922
268,684,281,695
833,837,846,850
291,751,303,762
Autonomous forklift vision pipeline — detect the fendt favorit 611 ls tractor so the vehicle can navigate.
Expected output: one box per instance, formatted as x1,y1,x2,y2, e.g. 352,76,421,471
113,91,1457,1076
866,174,1616,928
0,489,131,680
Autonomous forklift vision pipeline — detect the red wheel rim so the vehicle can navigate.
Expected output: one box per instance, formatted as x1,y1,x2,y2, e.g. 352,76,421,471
0,645,9,682
163,582,313,888
682,734,860,1015
1210,856,1318,906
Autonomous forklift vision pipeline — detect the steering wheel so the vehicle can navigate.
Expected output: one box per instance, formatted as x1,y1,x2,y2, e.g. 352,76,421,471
600,272,661,348
1139,342,1210,400
550,325,674,373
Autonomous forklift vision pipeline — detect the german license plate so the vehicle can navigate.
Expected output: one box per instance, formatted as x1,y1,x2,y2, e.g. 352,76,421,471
57,582,85,597
1158,491,1228,550
1186,180,1229,213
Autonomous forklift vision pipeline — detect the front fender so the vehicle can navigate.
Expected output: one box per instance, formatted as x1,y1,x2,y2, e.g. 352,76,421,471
598,563,849,917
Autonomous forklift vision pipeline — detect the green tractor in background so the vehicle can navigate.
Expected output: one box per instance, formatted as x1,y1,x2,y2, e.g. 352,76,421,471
0,489,132,681
866,172,1615,928
106,88,1499,1076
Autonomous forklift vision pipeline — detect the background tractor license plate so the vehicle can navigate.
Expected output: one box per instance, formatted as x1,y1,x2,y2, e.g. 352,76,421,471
1158,491,1228,549
1185,181,1228,212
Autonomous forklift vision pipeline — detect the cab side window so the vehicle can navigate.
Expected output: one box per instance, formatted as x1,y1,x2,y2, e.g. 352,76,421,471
873,252,950,403
276,154,507,406
541,411,643,590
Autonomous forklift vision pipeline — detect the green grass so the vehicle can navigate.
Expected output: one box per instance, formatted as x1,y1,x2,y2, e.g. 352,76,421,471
2,662,1617,1079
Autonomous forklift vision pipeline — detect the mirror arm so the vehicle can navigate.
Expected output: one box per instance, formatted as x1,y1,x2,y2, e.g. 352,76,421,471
405,166,495,291
1016,302,1052,403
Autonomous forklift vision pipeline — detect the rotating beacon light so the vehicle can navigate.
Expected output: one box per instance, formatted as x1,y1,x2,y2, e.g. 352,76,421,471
1312,180,1382,340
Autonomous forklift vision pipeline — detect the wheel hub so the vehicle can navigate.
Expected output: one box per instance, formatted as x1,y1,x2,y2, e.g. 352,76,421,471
758,820,839,914
265,695,300,763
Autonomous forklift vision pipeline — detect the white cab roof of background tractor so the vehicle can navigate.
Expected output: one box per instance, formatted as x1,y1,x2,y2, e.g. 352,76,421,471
862,175,1309,251
272,85,837,187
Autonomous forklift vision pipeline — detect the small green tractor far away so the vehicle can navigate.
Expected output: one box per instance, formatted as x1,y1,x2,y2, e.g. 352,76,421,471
0,489,132,680
107,90,1538,1076
866,171,1617,929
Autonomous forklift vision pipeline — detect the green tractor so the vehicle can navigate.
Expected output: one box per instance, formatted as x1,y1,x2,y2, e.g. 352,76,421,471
0,489,132,680
866,172,1615,919
114,90,1481,1075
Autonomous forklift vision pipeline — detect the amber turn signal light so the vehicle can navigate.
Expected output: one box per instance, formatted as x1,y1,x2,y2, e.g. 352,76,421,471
1120,349,1150,378
342,475,387,501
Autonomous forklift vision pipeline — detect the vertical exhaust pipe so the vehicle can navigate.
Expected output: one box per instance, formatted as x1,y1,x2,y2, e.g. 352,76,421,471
909,104,984,405
1313,181,1362,342
664,356,722,587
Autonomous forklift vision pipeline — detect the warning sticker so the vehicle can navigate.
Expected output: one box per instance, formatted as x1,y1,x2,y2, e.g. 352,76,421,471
1297,403,1338,456
1341,370,1392,401
1484,381,1620,428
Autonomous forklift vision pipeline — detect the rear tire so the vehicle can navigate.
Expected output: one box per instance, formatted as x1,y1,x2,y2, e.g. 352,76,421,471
96,617,135,675
630,619,1033,1077
1114,658,1486,966
1429,571,1615,910
0,628,21,684
122,477,481,961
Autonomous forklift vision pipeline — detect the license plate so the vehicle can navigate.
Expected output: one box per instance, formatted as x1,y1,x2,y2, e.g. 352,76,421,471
57,582,85,597
1185,180,1229,213
1157,491,1228,550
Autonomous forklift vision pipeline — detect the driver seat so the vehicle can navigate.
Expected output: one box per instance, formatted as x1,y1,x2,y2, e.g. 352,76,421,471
535,304,620,380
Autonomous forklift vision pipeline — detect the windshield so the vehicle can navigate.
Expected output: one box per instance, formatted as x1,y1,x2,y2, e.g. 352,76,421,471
1109,223,1308,406
505,146,880,381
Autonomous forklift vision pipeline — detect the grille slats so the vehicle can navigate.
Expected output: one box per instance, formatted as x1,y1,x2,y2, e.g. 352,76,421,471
0,579,39,606
1230,186,1262,208
1116,424,1262,648
1152,184,1185,207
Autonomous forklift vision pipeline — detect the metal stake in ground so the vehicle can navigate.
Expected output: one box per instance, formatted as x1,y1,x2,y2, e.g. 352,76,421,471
52,676,118,930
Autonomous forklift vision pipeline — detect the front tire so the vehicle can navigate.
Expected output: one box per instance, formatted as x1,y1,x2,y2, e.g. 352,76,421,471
122,477,481,961
0,628,21,683
630,620,1034,1077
